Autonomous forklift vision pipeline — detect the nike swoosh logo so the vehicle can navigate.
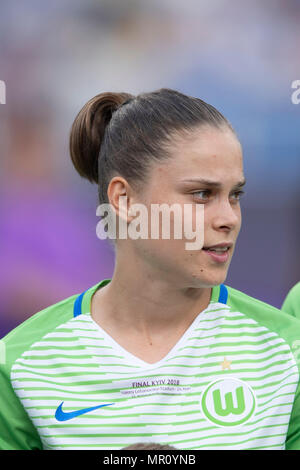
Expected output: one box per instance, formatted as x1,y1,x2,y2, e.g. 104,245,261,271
55,401,114,421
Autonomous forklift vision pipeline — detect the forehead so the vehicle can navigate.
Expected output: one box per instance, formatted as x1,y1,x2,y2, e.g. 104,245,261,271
158,126,243,182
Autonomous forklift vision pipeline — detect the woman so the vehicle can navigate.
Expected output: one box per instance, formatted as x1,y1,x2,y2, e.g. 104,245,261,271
1,88,300,450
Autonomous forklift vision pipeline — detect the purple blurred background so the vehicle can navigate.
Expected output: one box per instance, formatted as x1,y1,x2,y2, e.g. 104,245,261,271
1,0,299,338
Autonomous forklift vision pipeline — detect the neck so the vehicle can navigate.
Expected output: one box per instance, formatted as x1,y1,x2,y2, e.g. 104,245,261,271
91,266,212,338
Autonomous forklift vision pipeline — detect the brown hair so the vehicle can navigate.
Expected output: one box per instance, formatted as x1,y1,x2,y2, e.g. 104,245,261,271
69,88,235,206
122,442,177,450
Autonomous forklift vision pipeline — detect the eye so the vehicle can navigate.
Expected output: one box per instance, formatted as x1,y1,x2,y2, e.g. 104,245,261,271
230,190,245,201
192,190,211,201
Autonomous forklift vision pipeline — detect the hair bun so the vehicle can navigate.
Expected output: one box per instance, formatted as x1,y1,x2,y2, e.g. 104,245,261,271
69,92,134,184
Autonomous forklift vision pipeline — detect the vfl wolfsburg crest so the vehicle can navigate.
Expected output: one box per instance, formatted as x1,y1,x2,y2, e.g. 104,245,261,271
201,378,256,427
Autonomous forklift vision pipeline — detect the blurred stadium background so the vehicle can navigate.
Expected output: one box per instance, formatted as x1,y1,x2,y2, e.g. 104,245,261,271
0,0,299,338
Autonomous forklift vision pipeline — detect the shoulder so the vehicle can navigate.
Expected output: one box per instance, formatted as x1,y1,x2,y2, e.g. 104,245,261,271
0,288,88,450
1,290,79,373
282,282,300,318
226,284,283,317
225,284,300,354
0,288,82,449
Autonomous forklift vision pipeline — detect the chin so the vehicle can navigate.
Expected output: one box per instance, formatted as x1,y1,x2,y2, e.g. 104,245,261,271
190,269,228,287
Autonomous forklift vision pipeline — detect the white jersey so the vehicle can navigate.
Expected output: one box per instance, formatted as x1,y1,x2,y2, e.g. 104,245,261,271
1,279,300,450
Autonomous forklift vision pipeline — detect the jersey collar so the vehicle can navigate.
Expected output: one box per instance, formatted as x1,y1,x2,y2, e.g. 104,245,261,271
76,280,227,317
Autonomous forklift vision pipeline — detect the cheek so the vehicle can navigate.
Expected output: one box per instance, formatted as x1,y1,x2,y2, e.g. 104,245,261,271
236,207,242,231
134,239,192,280
138,236,197,271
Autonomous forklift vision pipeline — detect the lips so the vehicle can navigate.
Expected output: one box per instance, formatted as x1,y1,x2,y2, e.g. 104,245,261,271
202,243,233,252
202,244,232,263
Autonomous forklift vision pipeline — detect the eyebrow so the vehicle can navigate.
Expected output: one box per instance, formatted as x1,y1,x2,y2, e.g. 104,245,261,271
180,178,246,189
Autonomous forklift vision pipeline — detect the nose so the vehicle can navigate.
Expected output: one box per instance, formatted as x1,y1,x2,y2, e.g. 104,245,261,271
211,198,241,233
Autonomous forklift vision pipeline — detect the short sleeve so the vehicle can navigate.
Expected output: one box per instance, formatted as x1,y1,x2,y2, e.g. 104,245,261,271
0,350,43,450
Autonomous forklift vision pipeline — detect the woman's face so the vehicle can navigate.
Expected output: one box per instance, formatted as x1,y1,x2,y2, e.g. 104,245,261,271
127,125,245,288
